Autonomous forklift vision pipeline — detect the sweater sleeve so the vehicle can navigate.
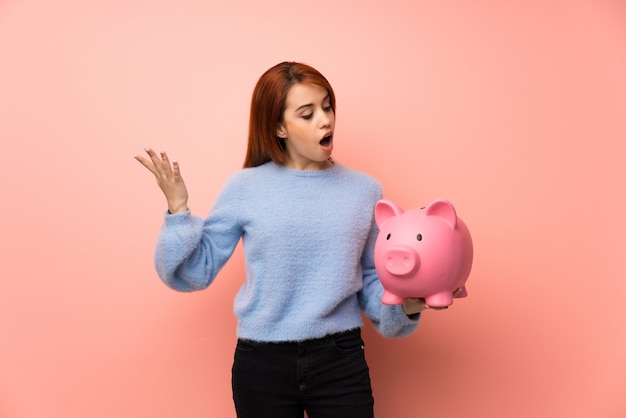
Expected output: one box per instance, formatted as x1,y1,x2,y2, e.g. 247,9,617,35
357,218,421,338
153,176,244,292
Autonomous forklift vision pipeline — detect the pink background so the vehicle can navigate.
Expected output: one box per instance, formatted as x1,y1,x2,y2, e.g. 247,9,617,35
1,0,625,417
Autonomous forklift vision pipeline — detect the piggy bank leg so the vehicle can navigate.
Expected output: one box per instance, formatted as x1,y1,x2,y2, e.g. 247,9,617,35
382,290,406,305
424,292,453,308
454,286,468,298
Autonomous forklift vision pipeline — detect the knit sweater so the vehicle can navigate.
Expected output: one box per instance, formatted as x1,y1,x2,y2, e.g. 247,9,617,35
154,161,419,342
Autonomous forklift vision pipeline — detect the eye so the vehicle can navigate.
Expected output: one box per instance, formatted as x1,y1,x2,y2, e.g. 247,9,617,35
323,105,333,112
416,234,423,241
301,114,313,120
386,233,391,240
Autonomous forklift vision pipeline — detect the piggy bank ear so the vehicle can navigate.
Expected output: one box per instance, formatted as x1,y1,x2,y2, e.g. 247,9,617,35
425,199,458,228
375,199,404,227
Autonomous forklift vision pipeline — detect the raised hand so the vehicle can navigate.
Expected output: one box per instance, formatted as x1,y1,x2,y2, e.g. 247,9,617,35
135,148,189,214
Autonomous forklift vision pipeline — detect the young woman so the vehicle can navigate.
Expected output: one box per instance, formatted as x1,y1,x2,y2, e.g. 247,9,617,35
136,62,433,418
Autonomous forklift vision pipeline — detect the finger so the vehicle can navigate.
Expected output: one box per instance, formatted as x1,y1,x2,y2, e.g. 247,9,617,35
410,298,428,308
159,151,174,176
171,160,182,179
144,148,165,172
412,298,429,312
145,149,177,180
149,148,174,178
134,155,159,176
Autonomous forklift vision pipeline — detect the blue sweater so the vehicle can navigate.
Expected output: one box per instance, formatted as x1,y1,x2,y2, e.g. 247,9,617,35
154,161,419,342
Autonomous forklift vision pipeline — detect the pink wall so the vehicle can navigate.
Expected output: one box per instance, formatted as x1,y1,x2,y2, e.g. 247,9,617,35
1,0,625,417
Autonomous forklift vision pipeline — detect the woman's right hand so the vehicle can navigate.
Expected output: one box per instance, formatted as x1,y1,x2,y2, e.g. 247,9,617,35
135,148,189,213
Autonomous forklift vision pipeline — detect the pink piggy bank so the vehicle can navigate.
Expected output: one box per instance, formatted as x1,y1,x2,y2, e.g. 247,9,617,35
374,199,473,308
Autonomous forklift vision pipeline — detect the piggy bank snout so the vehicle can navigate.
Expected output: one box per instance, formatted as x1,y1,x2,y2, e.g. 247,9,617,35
382,246,420,276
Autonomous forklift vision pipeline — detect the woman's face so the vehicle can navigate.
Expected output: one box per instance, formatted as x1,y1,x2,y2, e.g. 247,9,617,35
277,83,335,170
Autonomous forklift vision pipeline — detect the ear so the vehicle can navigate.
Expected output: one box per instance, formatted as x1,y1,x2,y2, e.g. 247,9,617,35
375,199,404,227
425,199,458,228
276,123,287,139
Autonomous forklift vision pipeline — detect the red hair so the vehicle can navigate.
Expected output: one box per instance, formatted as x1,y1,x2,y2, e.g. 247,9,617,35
243,62,336,168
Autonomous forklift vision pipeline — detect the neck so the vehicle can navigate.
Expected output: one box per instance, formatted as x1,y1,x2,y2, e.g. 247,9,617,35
284,158,334,171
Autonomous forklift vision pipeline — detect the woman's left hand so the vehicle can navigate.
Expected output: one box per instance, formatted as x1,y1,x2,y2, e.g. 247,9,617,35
402,288,464,315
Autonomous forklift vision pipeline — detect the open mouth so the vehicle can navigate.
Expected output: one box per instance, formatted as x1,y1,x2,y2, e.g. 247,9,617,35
320,133,332,147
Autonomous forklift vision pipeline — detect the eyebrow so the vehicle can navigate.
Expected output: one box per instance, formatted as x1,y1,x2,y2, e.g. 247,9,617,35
294,93,331,112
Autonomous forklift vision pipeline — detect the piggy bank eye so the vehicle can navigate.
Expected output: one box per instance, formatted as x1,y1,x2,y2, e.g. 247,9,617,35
416,234,423,241
386,233,391,240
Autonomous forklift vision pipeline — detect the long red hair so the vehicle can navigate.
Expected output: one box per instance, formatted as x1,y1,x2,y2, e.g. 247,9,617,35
243,62,336,168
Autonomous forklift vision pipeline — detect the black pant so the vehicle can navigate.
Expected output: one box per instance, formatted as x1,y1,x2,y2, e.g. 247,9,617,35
232,328,374,418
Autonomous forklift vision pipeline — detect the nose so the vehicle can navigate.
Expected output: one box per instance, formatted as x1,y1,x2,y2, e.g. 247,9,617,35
383,246,420,276
319,110,332,128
